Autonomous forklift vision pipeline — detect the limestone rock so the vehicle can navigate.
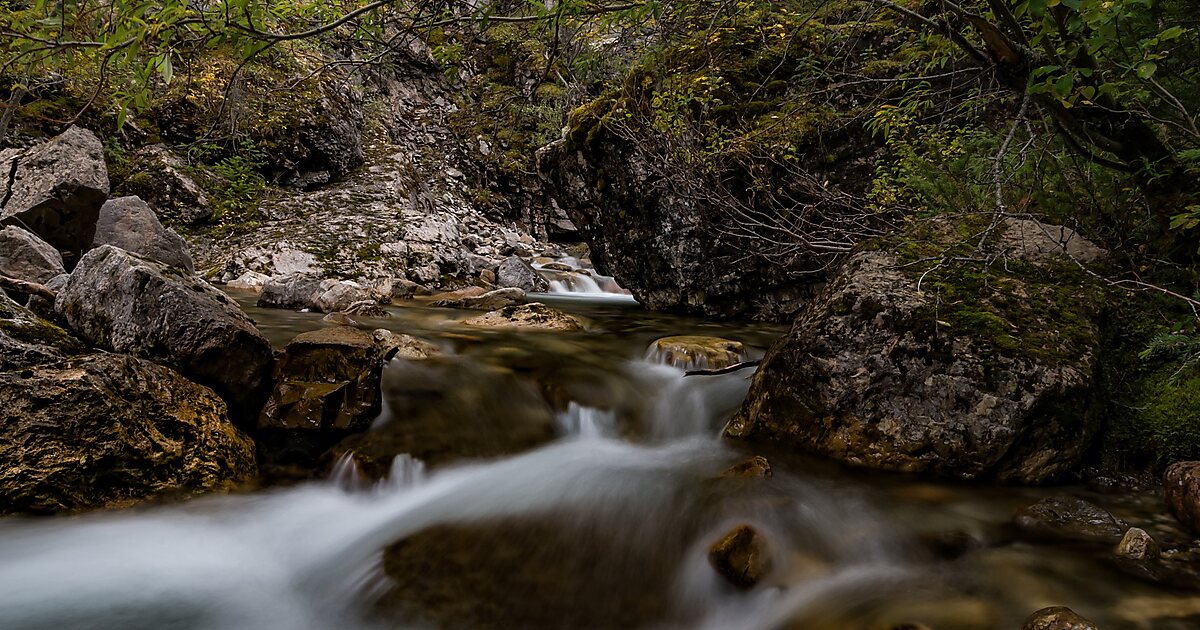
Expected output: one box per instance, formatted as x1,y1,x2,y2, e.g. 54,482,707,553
432,287,526,310
119,144,213,224
373,329,440,361
1165,461,1200,535
1116,527,1160,560
0,126,109,260
1013,496,1129,544
314,280,377,314
648,336,746,370
0,225,66,286
259,327,385,432
726,220,1104,483
0,354,255,514
258,273,324,310
708,525,771,589
55,245,274,420
462,302,583,331
93,196,195,273
1021,606,1099,630
496,256,549,293
226,271,271,292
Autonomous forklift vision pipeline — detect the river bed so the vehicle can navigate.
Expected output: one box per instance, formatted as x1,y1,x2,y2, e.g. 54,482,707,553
0,293,1196,629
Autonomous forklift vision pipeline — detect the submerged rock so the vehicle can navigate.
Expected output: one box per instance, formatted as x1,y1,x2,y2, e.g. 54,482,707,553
1116,527,1160,561
92,196,195,273
1021,606,1099,630
462,303,583,331
725,220,1104,483
0,354,255,514
1165,461,1200,535
0,225,66,285
0,126,110,260
708,524,772,589
649,335,746,370
55,245,274,421
496,256,549,293
720,455,773,479
432,287,526,310
259,327,386,433
1012,496,1129,544
373,329,440,361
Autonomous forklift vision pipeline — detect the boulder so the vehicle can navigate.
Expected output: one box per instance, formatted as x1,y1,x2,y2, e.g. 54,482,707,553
0,290,82,371
432,287,526,310
55,245,274,420
1165,461,1200,534
313,280,376,313
258,273,324,310
0,225,66,285
1012,496,1129,544
373,329,440,361
1115,527,1159,561
648,336,746,370
496,256,549,293
259,327,386,433
725,220,1105,483
462,303,584,331
92,196,195,273
1021,606,1099,630
708,524,772,589
226,271,272,292
0,126,110,261
0,354,255,514
119,144,213,224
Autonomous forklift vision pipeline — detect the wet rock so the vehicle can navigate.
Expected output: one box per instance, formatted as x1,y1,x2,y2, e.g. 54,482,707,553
708,524,772,589
649,335,746,370
720,455,772,479
373,329,440,361
119,144,213,224
1165,461,1200,534
496,256,549,293
0,225,65,286
427,286,487,303
1012,496,1129,544
462,303,584,331
540,262,574,272
432,287,526,310
331,358,557,473
0,354,255,515
726,220,1104,483
92,196,195,273
55,245,274,421
0,126,109,261
1021,606,1099,630
343,300,389,318
0,290,82,370
313,280,376,313
258,273,324,310
259,327,385,432
322,312,358,326
1116,527,1160,560
391,278,433,300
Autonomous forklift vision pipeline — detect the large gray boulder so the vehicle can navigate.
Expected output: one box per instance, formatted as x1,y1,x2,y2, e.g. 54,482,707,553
92,196,195,272
55,245,274,421
258,273,325,310
0,225,65,284
496,256,549,293
0,354,256,515
0,126,109,260
726,220,1105,483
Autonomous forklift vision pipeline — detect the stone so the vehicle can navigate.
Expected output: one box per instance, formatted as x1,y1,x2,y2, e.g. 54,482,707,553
720,456,772,479
0,290,82,371
725,220,1104,483
314,280,376,313
55,245,274,421
1012,496,1129,544
258,274,324,310
432,287,526,310
0,225,66,285
24,272,70,321
373,329,440,361
708,525,771,589
0,354,255,515
0,126,110,261
322,312,358,326
462,303,584,331
1116,527,1160,561
120,144,213,224
1000,219,1107,265
1165,461,1200,535
427,286,487,303
92,196,195,273
648,336,746,370
392,278,433,300
1021,606,1099,630
259,327,386,432
496,256,549,293
226,271,272,292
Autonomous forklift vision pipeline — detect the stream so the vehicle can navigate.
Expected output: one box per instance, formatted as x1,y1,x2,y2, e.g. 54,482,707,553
0,292,1198,629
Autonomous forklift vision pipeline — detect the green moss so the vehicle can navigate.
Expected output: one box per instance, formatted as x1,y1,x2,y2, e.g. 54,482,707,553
0,319,85,354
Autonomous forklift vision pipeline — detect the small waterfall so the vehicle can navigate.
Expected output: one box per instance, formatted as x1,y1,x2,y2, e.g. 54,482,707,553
556,401,617,438
549,273,605,294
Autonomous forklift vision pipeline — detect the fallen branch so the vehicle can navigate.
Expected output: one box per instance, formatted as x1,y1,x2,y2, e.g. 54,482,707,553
685,360,762,377
0,274,57,302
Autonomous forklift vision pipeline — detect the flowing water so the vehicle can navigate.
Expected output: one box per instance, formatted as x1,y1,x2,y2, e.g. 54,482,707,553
1,292,1198,629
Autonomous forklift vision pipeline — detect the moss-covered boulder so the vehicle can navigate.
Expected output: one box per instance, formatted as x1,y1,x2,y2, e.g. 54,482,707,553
0,291,83,371
0,354,256,515
725,219,1106,483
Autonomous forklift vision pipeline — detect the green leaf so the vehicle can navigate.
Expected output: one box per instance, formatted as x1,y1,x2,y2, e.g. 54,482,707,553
1136,61,1158,79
